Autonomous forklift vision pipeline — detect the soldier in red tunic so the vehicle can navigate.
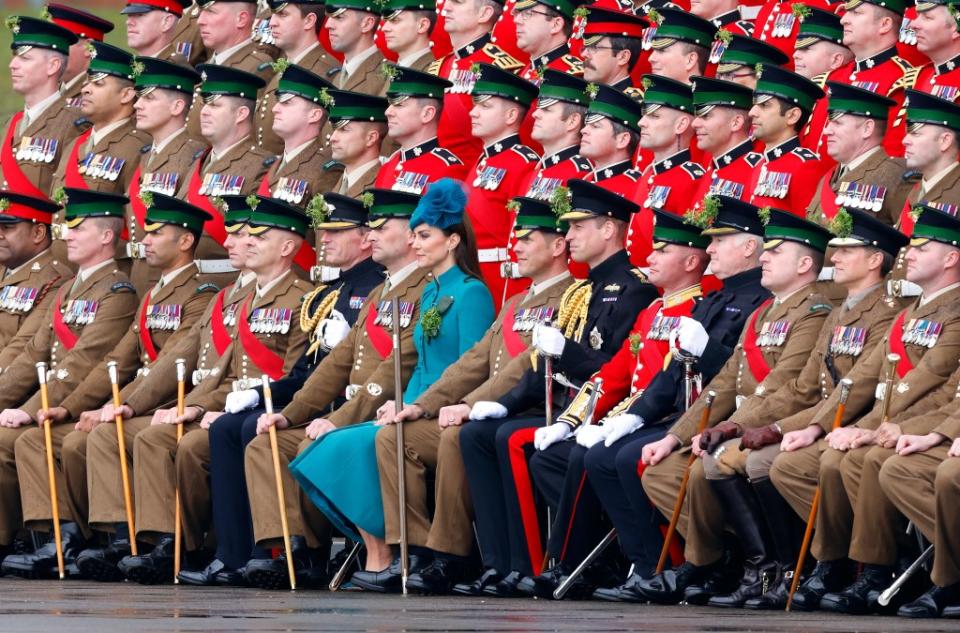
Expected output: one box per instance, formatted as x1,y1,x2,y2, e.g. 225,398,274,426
752,0,838,60
712,32,789,88
580,83,643,200
747,64,830,214
646,7,716,83
377,65,467,192
579,6,648,92
463,62,540,307
909,0,960,100
632,75,707,266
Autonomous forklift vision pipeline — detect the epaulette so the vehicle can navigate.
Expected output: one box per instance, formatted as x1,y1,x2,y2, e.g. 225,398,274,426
482,43,524,72
326,66,342,79
680,162,706,179
263,155,278,167
139,143,152,154
624,86,644,101
891,65,920,93
431,147,462,165
74,117,91,129
734,19,754,33
791,147,819,162
257,61,272,72
197,282,219,293
809,299,833,313
425,58,444,76
111,281,136,294
510,145,540,162
560,54,584,75
631,268,649,282
811,72,829,88
572,155,593,171
891,56,915,73
902,169,922,183
624,168,641,181
192,148,206,161
744,152,763,167
323,159,344,171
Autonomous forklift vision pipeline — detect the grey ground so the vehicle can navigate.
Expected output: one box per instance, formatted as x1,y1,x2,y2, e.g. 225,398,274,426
0,580,956,632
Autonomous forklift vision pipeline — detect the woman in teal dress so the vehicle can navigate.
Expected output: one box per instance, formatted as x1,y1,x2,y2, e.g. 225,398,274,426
290,179,495,578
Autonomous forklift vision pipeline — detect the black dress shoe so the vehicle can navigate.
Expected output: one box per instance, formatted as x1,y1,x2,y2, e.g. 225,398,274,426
744,567,792,610
820,565,893,615
243,536,330,590
789,559,854,611
593,572,647,603
118,536,175,585
76,540,131,582
2,523,86,579
406,555,460,594
517,564,569,598
633,561,711,605
350,554,425,593
899,583,960,618
453,568,502,596
684,561,743,605
177,558,245,587
482,570,526,598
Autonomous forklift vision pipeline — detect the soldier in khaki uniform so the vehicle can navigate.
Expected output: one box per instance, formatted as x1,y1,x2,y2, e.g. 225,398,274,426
119,195,312,582
634,210,834,606
0,193,74,370
128,57,209,294
771,205,960,614
1,17,84,198
122,0,196,65
254,0,337,153
891,90,960,281
0,189,138,579
45,5,115,109
103,199,255,584
244,190,428,589
880,388,960,617
327,90,388,197
379,0,438,72
7,196,217,581
178,66,274,282
326,0,388,95
380,196,573,594
691,209,909,610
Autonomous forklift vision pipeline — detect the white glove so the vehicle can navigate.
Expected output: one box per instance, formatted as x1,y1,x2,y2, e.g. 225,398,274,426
875,382,886,400
469,401,508,420
320,312,351,350
225,389,260,414
535,422,572,451
675,316,709,357
576,424,608,449
533,324,566,357
603,414,644,447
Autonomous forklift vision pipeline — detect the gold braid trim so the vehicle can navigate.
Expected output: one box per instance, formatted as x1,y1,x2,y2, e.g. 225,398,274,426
530,280,592,370
300,285,342,355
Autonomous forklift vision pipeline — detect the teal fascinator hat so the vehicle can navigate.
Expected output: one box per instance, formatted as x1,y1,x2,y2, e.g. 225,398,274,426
409,178,467,230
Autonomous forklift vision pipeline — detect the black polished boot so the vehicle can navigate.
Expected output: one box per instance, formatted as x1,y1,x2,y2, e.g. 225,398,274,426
684,548,742,605
632,561,714,605
483,570,528,597
706,477,775,608
517,563,569,598
407,552,462,594
177,558,245,587
2,522,86,579
118,535,175,585
820,564,895,615
899,583,960,618
744,478,805,610
243,536,329,589
350,551,427,593
452,568,503,596
593,571,648,603
790,559,855,611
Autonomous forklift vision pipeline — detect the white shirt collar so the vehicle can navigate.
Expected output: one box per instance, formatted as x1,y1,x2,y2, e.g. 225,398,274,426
212,38,253,65
920,281,960,307
345,159,381,188
922,162,960,193
256,269,291,299
386,260,419,290
528,271,571,298
342,45,378,78
841,145,881,174
91,117,130,146
24,90,63,127
397,47,432,68
77,258,114,284
150,261,196,296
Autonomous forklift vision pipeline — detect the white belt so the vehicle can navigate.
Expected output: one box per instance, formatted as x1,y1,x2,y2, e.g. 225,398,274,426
310,265,341,283
345,384,360,400
126,241,146,259
136,367,151,377
818,267,835,281
500,262,519,279
196,259,237,275
887,279,922,298
232,377,263,391
192,367,219,386
51,223,69,241
478,247,509,263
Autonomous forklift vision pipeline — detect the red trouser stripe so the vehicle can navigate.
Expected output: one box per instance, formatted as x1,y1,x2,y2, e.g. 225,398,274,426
507,427,542,573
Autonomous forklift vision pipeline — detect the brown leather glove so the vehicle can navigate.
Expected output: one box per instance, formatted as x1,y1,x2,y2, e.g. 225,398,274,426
699,420,741,453
740,424,783,450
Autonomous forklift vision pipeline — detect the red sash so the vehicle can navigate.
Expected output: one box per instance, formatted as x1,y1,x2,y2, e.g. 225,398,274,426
63,129,93,190
137,291,159,362
888,309,915,378
364,299,394,358
818,167,840,220
256,171,271,196
0,113,47,198
897,185,921,236
209,289,233,356
127,165,147,231
742,298,774,383
185,155,228,248
237,296,286,380
501,298,527,359
51,287,79,351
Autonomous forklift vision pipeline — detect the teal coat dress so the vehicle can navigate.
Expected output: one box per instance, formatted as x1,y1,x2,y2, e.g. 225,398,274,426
290,265,494,540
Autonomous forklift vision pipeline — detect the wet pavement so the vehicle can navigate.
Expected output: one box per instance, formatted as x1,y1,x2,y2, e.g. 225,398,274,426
0,580,956,632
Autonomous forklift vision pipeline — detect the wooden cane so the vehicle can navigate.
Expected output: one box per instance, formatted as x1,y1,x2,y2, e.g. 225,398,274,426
107,361,137,556
173,358,186,583
36,362,65,579
786,377,854,610
391,296,409,595
263,375,297,590
655,389,717,574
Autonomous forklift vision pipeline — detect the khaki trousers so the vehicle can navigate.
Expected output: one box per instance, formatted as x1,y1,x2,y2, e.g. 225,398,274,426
15,424,86,536
840,445,904,566
86,417,151,530
376,421,474,557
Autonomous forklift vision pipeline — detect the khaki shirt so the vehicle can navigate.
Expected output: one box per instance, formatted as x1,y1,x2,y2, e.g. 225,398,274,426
808,149,911,228
0,96,84,196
